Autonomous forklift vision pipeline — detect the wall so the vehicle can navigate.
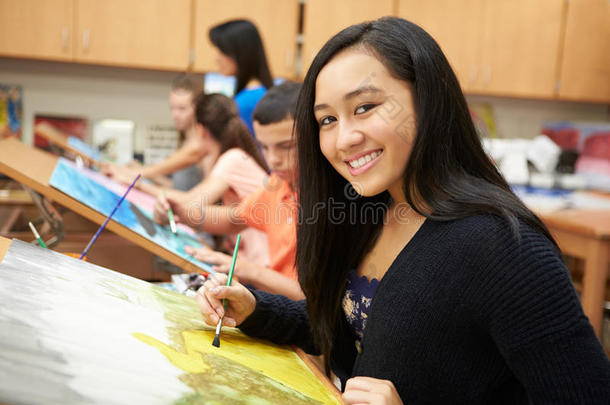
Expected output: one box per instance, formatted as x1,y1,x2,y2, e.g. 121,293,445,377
0,58,204,153
1,57,609,153
467,94,610,139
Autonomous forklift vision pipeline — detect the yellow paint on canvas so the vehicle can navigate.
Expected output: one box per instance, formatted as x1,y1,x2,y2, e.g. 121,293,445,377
133,332,211,374
133,329,338,404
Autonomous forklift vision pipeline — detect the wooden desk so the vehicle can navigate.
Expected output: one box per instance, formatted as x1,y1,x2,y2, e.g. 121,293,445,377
0,138,203,273
0,189,32,205
541,209,610,336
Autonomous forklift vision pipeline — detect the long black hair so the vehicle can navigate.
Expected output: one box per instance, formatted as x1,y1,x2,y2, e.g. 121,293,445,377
195,92,268,172
294,17,556,374
209,19,274,95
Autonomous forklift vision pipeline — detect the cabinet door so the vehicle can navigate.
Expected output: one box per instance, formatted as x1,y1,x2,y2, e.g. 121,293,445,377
301,0,394,76
192,0,299,78
0,0,73,61
75,0,191,70
480,0,563,98
397,0,484,92
558,0,610,102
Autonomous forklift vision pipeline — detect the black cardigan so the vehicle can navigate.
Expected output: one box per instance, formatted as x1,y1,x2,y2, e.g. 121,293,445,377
239,215,610,404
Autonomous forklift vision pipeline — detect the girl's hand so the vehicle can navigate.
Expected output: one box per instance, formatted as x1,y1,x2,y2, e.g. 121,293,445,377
153,193,186,225
103,164,139,185
186,246,231,272
195,273,256,327
185,246,260,283
342,377,403,405
153,193,172,225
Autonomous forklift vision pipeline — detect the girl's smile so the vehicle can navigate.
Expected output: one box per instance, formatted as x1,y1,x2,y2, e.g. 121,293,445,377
344,148,383,175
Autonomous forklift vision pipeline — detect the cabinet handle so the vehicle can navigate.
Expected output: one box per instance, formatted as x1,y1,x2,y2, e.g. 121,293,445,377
82,29,90,53
482,65,491,86
285,49,293,70
469,65,478,85
61,27,69,51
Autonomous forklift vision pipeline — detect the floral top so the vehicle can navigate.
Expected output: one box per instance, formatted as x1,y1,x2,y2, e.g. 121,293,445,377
342,269,379,342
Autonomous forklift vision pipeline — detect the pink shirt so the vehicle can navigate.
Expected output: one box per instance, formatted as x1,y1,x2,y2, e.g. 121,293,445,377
210,148,269,267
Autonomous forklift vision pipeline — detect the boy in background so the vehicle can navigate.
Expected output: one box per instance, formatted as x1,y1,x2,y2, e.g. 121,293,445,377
155,82,303,299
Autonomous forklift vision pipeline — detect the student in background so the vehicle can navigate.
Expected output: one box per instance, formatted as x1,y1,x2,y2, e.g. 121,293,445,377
104,74,206,191
144,92,270,267
154,82,302,300
209,19,274,136
195,17,610,404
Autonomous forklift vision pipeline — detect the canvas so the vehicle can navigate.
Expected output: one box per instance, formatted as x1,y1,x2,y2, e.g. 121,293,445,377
67,136,103,162
49,157,210,272
0,240,339,404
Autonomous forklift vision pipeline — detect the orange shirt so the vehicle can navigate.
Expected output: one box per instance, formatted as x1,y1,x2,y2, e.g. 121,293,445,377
236,174,297,280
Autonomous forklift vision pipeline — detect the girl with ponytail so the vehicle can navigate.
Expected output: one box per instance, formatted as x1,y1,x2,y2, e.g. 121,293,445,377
152,93,270,267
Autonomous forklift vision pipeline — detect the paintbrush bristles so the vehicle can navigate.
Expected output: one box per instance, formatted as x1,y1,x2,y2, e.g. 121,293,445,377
212,335,220,348
212,317,223,348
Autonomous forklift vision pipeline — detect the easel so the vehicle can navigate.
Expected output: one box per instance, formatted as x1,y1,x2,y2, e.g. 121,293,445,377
34,122,102,167
0,138,206,274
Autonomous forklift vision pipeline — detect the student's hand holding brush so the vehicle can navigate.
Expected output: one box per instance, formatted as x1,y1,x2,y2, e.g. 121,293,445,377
185,246,261,281
153,193,187,225
195,273,256,328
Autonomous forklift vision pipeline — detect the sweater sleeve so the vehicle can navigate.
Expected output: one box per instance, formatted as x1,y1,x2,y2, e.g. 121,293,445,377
466,219,610,404
238,289,319,354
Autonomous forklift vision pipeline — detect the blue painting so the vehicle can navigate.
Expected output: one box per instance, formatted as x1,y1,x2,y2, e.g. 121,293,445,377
67,136,103,162
49,157,213,273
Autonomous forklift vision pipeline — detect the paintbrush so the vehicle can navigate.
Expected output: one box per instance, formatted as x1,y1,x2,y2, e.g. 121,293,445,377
163,192,177,234
79,173,141,260
212,234,241,348
28,221,47,249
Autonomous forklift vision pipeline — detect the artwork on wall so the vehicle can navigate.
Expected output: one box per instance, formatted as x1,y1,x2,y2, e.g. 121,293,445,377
0,84,22,140
33,114,89,150
49,158,210,272
0,239,339,404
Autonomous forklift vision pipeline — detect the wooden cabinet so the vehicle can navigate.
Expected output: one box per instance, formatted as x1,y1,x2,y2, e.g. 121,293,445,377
192,0,300,78
557,0,610,103
0,0,74,61
74,0,191,71
398,0,484,93
398,0,564,99
301,0,395,76
1,0,608,103
480,0,564,98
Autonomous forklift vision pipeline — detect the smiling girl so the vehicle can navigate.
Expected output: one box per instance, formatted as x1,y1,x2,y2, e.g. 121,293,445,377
196,17,610,404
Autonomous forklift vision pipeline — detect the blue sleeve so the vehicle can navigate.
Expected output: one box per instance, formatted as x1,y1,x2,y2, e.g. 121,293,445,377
234,88,266,136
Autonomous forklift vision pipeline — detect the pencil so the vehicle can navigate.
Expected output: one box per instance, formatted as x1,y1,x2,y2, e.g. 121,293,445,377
164,192,177,234
212,233,241,348
28,221,47,249
79,173,141,260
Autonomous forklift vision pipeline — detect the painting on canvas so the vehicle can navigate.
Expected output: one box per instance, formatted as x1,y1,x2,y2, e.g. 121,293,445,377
49,157,210,273
0,240,339,404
